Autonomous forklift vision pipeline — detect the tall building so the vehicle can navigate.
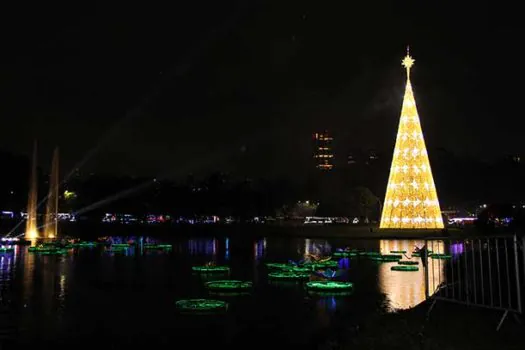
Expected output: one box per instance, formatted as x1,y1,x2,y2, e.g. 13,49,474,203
380,50,443,229
313,131,334,170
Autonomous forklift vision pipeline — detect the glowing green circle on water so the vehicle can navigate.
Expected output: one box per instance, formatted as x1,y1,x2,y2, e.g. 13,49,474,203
192,266,230,273
107,248,127,253
268,271,310,280
398,260,419,265
40,249,68,256
369,255,401,262
156,244,172,249
288,266,312,273
205,280,253,292
391,265,419,271
431,254,452,259
333,251,358,258
305,281,354,292
265,262,291,269
303,260,338,269
111,243,130,248
308,290,353,297
265,263,311,273
144,244,172,249
390,250,407,254
0,247,14,252
360,251,381,256
381,254,403,259
28,246,58,253
175,299,228,314
412,250,434,257
75,242,97,247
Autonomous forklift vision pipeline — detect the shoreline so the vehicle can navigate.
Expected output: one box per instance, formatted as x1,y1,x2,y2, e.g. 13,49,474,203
60,223,461,240
6,221,508,240
7,299,522,349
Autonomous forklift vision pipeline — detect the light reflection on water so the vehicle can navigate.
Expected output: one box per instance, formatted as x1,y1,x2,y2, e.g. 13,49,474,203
188,238,218,256
377,239,445,311
303,239,332,256
225,238,230,261
22,248,36,305
315,296,339,327
3,236,451,343
450,242,464,256
254,238,266,260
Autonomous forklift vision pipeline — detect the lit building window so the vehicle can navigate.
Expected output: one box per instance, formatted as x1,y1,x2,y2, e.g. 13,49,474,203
313,131,334,171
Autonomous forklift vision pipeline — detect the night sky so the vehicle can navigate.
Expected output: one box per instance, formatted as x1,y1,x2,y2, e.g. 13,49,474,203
0,1,512,180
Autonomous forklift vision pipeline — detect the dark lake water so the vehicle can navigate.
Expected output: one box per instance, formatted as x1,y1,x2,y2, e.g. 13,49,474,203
0,235,446,349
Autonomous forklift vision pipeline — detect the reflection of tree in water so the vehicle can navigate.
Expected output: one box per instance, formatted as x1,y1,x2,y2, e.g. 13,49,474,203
377,240,445,311
304,239,331,256
377,292,394,313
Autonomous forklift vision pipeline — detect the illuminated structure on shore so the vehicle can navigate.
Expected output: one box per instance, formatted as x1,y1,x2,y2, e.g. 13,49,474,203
380,50,443,229
25,141,38,240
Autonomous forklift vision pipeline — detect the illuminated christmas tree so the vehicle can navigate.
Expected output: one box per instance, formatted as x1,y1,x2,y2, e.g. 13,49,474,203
380,50,443,229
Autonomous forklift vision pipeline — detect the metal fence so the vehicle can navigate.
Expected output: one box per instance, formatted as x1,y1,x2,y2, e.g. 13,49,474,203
423,235,524,330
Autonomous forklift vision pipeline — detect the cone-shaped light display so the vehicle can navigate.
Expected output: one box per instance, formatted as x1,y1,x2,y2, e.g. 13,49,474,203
380,50,443,229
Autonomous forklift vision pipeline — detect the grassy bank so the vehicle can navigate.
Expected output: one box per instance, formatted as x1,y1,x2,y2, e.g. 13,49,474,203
324,300,523,350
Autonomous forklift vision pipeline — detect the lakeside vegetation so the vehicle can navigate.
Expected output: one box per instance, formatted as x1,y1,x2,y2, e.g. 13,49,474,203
322,300,523,350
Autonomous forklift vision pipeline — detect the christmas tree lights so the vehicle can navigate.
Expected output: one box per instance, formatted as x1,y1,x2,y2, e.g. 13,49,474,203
380,50,443,229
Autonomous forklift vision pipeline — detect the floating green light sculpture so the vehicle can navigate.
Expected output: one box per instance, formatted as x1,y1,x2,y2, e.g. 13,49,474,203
111,243,131,248
205,280,253,294
305,281,354,292
391,265,419,271
369,255,401,262
265,262,291,269
268,271,310,280
265,263,311,273
192,266,230,273
175,299,228,314
0,247,14,253
381,254,403,259
28,245,58,253
74,242,97,247
40,249,68,256
398,260,419,265
360,252,381,257
333,251,358,258
303,260,338,269
431,254,451,260
107,247,127,253
412,249,433,257
144,244,172,250
390,250,407,254
288,266,312,273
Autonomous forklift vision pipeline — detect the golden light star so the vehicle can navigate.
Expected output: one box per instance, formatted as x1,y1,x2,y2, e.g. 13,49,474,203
402,54,415,70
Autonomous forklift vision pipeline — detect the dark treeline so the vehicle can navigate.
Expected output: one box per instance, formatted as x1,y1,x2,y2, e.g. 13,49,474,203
1,149,525,222
72,173,299,220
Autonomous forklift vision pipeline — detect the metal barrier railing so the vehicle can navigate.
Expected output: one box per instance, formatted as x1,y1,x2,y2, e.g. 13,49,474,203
423,234,524,330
